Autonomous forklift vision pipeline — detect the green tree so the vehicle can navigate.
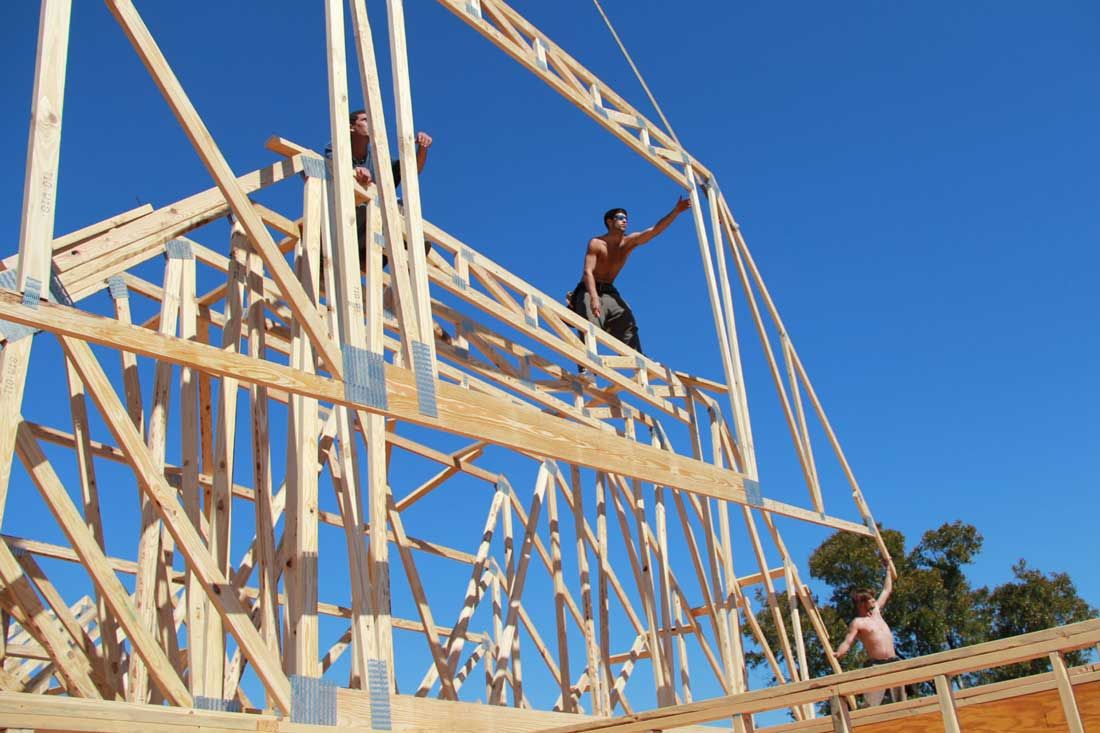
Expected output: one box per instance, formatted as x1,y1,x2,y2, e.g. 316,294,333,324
743,521,1096,702
970,560,1095,683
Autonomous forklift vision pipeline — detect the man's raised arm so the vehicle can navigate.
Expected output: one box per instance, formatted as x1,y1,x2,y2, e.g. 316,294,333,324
415,131,432,173
877,558,894,609
625,196,691,248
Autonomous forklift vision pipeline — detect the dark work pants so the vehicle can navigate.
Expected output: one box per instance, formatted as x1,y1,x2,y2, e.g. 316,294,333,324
356,203,430,271
569,281,642,354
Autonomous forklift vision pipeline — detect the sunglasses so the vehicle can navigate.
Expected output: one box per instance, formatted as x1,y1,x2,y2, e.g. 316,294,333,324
612,214,628,221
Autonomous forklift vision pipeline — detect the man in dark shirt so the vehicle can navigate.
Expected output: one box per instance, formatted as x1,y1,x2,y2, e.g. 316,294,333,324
325,108,433,269
326,109,448,342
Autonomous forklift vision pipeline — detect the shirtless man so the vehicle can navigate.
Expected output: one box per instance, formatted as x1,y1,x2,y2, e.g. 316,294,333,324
567,197,691,354
836,561,901,706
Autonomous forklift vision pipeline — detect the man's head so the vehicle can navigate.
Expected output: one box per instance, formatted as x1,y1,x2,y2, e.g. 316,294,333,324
349,109,370,140
851,589,876,615
604,207,628,233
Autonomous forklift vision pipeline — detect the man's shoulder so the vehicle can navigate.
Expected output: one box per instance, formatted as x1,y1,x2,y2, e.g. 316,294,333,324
587,235,609,249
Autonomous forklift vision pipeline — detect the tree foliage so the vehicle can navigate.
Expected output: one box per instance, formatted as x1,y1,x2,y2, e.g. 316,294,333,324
970,560,1097,683
743,521,1096,697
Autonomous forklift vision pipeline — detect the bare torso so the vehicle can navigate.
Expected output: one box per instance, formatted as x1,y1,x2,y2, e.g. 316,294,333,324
853,611,896,660
587,234,632,283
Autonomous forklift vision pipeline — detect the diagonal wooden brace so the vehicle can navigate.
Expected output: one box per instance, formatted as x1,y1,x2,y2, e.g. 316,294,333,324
58,334,293,714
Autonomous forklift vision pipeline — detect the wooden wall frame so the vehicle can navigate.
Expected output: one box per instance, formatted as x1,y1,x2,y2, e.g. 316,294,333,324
0,2,1090,732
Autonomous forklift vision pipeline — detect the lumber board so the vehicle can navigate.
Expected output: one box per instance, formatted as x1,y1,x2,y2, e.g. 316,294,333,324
51,202,153,250
533,620,1100,733
0,541,100,699
55,156,306,292
384,0,442,372
13,424,191,706
766,667,1100,732
0,691,337,733
106,0,342,377
435,0,691,187
0,292,870,534
325,0,397,682
245,248,280,654
58,335,293,714
284,182,322,678
0,689,744,733
349,687,718,733
14,0,71,296
62,355,123,693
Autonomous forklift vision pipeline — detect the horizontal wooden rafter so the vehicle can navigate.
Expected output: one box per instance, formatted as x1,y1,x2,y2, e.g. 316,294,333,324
536,619,1100,733
0,291,868,535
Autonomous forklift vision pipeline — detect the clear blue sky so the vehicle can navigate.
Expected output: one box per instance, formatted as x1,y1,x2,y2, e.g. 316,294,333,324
1,0,1097,717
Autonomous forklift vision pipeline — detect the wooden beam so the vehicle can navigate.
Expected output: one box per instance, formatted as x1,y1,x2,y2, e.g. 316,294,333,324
934,674,962,733
318,421,376,689
359,200,396,682
0,542,100,699
245,249,279,655
765,664,1100,732
387,492,455,699
545,471,573,712
58,335,293,714
829,694,852,733
58,157,306,297
490,466,549,703
607,476,670,705
128,254,183,703
284,181,322,678
61,357,123,692
384,0,442,375
8,550,109,696
717,194,893,569
420,489,504,695
1050,651,1085,733
0,691,317,733
177,255,214,699
105,0,342,376
12,424,191,705
321,0,396,684
0,0,72,530
435,0,691,187
534,620,1100,733
0,202,154,271
703,178,755,478
670,492,730,695
394,442,486,511
13,0,70,293
568,465,608,716
345,0,425,362
0,293,873,534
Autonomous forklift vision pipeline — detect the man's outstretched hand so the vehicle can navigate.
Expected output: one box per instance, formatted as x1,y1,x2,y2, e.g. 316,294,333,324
674,195,691,214
415,131,433,149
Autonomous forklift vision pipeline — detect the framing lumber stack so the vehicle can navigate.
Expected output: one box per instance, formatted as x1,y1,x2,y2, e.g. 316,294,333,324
1,2,1094,732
